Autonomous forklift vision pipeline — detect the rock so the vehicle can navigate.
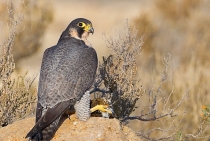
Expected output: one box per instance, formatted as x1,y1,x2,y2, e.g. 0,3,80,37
0,114,141,141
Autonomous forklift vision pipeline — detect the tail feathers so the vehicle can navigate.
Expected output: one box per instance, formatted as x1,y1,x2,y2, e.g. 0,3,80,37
29,132,43,141
42,117,60,140
29,117,61,141
26,100,71,140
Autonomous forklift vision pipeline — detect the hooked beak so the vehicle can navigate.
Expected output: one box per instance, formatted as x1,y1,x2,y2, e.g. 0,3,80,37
89,27,94,34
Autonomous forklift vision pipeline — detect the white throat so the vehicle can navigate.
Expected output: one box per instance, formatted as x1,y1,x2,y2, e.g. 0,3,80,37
69,29,92,47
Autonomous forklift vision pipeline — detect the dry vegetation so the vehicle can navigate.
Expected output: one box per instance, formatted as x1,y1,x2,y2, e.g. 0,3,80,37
0,0,52,126
130,0,210,140
0,0,53,68
0,0,210,141
91,0,210,140
91,20,210,140
90,21,145,119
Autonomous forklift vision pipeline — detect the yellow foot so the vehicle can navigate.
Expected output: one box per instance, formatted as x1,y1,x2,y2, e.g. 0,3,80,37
90,105,112,114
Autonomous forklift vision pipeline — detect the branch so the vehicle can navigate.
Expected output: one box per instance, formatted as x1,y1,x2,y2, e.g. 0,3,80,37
90,87,110,95
121,112,175,122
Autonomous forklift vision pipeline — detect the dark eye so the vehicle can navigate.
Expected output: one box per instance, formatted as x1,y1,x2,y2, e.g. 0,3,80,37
78,22,83,27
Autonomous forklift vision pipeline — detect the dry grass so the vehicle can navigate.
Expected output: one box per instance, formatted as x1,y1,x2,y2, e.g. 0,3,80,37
132,0,210,140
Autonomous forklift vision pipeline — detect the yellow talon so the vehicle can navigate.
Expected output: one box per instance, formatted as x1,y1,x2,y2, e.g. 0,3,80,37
90,105,112,114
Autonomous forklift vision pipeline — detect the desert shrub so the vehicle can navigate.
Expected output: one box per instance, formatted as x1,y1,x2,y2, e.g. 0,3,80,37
0,0,37,126
91,21,145,119
91,18,210,140
0,72,37,125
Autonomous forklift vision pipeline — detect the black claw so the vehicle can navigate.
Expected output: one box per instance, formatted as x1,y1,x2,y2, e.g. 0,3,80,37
1,122,8,127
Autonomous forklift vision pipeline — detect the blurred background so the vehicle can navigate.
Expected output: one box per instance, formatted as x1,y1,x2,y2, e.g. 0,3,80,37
0,0,210,140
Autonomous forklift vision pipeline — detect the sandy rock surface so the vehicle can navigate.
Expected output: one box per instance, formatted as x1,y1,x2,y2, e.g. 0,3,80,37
0,114,141,141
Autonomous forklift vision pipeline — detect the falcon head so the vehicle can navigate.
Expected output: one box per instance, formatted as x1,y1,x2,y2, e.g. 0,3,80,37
59,18,94,41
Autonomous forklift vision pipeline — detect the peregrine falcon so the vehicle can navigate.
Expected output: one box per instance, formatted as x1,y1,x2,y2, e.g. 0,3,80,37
26,18,111,141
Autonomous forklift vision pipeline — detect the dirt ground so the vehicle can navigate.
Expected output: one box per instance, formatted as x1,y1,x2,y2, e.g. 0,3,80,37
0,114,141,141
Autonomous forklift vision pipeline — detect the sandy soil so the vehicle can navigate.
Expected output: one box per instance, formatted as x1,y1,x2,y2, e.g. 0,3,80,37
0,114,141,141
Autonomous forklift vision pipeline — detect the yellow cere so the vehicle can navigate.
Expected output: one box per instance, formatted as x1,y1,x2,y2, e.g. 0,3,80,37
84,24,92,32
